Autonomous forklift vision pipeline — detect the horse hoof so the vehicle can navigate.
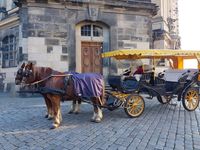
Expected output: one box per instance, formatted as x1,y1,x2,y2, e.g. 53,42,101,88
90,118,95,122
50,124,59,129
94,116,102,123
50,126,57,130
47,116,53,120
68,111,73,114
75,112,80,115
50,126,56,130
94,119,101,123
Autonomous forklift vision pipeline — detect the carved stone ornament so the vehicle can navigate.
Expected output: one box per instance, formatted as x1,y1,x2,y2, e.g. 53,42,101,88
88,5,99,21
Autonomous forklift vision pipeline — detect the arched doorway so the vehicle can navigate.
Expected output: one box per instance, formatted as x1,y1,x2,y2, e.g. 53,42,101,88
76,22,109,74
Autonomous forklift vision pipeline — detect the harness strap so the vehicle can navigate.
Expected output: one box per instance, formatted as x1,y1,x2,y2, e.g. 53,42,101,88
22,74,73,86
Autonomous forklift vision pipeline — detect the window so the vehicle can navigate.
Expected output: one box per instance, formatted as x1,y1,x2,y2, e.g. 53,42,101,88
81,24,103,37
2,35,17,68
93,25,103,37
81,25,91,36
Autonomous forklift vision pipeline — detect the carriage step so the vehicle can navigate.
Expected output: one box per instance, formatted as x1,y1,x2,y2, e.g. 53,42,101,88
145,96,153,99
165,92,173,94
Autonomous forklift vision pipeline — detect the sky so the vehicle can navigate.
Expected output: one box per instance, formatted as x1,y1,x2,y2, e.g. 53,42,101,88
179,0,200,50
179,0,200,68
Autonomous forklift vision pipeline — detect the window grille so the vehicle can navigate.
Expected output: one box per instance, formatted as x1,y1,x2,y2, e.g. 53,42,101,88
81,24,103,37
93,25,103,37
2,35,17,68
81,25,91,36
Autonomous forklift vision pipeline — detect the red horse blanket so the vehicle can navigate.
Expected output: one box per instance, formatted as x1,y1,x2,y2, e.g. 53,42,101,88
71,73,104,98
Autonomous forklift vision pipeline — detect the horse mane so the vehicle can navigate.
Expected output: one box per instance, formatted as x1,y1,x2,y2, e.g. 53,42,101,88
32,65,58,81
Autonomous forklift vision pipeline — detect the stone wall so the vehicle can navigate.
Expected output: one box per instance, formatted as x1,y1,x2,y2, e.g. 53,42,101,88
22,6,69,71
63,2,153,72
18,0,156,72
0,0,157,93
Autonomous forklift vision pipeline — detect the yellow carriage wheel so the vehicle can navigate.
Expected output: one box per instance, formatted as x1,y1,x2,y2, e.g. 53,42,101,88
182,88,199,111
124,94,145,118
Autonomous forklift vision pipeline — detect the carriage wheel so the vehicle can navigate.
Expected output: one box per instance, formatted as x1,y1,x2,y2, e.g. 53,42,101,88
182,88,199,111
157,95,171,104
124,95,145,118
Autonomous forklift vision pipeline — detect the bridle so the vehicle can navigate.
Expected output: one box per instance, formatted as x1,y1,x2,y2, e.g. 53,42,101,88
22,68,72,86
23,67,33,78
16,68,25,82
18,66,73,98
17,68,24,75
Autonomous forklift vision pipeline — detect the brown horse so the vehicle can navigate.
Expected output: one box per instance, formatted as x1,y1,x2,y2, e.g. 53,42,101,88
15,63,81,120
16,62,105,129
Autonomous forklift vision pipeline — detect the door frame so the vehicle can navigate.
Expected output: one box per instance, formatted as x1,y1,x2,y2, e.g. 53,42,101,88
75,21,109,73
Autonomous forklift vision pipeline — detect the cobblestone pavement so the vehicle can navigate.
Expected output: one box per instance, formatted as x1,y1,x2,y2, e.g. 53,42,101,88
0,93,200,150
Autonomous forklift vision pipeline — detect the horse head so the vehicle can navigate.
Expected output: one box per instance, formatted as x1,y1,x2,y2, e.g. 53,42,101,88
15,62,26,85
22,62,36,84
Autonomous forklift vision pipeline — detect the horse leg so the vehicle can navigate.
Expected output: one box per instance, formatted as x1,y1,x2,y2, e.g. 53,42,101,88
74,98,82,114
47,96,54,120
43,95,49,118
43,94,53,119
68,100,76,114
48,94,62,129
91,97,103,123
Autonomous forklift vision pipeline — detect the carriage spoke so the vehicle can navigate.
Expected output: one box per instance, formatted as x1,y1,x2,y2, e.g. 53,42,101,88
183,88,199,111
124,95,145,117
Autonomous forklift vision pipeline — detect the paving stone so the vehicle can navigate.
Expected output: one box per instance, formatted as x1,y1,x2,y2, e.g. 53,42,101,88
0,93,200,150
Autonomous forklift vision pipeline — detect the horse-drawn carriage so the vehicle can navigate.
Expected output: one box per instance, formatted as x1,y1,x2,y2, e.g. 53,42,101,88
15,49,200,129
102,49,200,117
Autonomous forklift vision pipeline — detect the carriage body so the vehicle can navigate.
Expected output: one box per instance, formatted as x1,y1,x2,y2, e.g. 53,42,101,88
102,49,200,117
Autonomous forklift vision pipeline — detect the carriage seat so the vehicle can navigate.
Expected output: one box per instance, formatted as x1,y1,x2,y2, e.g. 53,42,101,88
107,75,124,91
108,75,138,93
164,70,189,93
163,69,189,82
108,72,153,93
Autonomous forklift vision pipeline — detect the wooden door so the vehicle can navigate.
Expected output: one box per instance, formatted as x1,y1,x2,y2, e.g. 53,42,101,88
81,42,102,73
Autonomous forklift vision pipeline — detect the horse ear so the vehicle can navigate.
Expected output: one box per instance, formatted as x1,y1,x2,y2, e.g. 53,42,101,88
21,62,25,68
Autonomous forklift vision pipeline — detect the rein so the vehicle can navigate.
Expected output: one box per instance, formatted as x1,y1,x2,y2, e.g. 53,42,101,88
22,74,72,86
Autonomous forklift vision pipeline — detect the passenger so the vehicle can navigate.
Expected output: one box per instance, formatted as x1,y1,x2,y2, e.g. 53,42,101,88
123,65,143,77
133,65,144,75
123,68,131,76
122,65,144,90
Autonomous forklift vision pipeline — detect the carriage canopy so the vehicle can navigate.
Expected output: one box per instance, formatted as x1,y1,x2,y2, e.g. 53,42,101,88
102,49,200,69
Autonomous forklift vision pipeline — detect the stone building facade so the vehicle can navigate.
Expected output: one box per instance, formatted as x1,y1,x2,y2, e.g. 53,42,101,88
0,0,157,92
152,0,180,49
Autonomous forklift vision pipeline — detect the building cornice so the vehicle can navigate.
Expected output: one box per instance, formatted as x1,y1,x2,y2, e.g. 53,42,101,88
7,7,19,15
16,0,157,15
65,0,157,15
0,15,19,30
